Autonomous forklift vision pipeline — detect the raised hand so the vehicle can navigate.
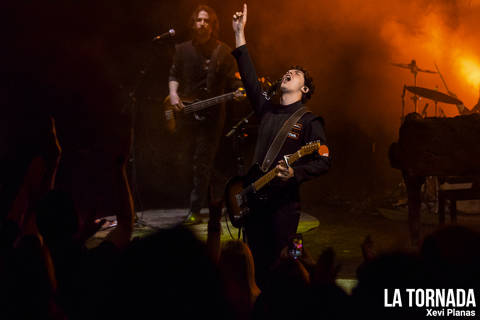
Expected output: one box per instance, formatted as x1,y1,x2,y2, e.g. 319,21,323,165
232,3,247,34
207,184,223,223
312,247,341,286
206,184,223,263
232,4,247,48
361,235,376,261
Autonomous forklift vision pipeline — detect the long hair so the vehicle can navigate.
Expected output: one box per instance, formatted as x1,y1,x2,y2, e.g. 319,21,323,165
189,4,219,39
218,241,260,312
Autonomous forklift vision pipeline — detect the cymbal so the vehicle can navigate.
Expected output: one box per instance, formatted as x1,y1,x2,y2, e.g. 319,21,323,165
391,60,436,74
405,86,463,105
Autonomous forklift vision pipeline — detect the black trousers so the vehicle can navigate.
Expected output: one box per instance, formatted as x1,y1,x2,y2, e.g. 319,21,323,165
188,116,223,213
244,200,301,288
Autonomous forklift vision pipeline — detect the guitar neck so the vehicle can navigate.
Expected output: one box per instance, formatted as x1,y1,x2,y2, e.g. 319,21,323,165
252,151,303,191
184,92,235,114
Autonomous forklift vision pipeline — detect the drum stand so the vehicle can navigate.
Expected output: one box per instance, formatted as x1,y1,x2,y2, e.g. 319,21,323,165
412,69,419,113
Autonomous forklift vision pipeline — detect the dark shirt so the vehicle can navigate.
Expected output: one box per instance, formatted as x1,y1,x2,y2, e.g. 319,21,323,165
232,45,330,198
169,38,240,124
169,38,239,99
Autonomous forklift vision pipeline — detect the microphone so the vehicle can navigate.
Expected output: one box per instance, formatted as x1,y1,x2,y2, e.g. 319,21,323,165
152,29,175,41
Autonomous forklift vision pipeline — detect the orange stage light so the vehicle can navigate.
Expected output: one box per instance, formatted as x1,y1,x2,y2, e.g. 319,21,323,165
458,56,480,90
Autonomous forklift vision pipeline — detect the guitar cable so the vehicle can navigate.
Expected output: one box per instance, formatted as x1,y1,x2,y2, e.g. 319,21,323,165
224,207,241,240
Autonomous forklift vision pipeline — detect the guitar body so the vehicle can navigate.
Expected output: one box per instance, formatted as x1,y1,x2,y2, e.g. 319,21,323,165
225,164,267,228
224,142,328,228
163,95,196,134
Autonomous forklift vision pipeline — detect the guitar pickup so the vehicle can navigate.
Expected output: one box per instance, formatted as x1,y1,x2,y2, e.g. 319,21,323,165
165,109,174,120
235,193,245,207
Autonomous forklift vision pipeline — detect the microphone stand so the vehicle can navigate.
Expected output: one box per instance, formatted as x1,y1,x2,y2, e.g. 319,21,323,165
126,38,170,227
126,68,148,227
225,111,254,176
225,111,254,138
226,111,255,243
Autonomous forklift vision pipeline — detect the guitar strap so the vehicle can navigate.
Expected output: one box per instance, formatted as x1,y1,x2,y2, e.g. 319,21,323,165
206,42,223,95
260,106,310,172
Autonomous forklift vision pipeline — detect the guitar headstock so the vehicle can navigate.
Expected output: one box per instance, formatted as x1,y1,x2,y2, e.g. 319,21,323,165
300,141,329,157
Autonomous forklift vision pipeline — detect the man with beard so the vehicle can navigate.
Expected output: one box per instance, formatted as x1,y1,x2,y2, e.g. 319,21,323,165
168,5,241,224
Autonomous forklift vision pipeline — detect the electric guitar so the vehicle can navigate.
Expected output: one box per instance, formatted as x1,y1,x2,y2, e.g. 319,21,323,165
224,141,329,228
164,88,245,133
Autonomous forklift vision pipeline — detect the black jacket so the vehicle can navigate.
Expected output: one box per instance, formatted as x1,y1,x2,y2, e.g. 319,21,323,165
232,45,330,199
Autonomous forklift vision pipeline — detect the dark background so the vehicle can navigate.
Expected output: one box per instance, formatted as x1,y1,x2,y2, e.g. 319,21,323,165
1,0,479,216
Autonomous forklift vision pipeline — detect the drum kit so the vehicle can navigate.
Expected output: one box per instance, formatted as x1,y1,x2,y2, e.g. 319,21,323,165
392,59,463,122
392,60,469,215
392,60,463,212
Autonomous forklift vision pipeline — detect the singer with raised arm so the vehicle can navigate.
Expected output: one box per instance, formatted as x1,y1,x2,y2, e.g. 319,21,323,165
231,4,331,287
167,5,242,224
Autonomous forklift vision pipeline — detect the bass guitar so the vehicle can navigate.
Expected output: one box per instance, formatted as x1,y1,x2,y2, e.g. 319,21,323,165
164,88,245,133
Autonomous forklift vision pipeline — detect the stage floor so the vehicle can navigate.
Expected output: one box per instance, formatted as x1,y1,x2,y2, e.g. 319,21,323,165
88,208,359,293
87,203,480,287
91,208,320,243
